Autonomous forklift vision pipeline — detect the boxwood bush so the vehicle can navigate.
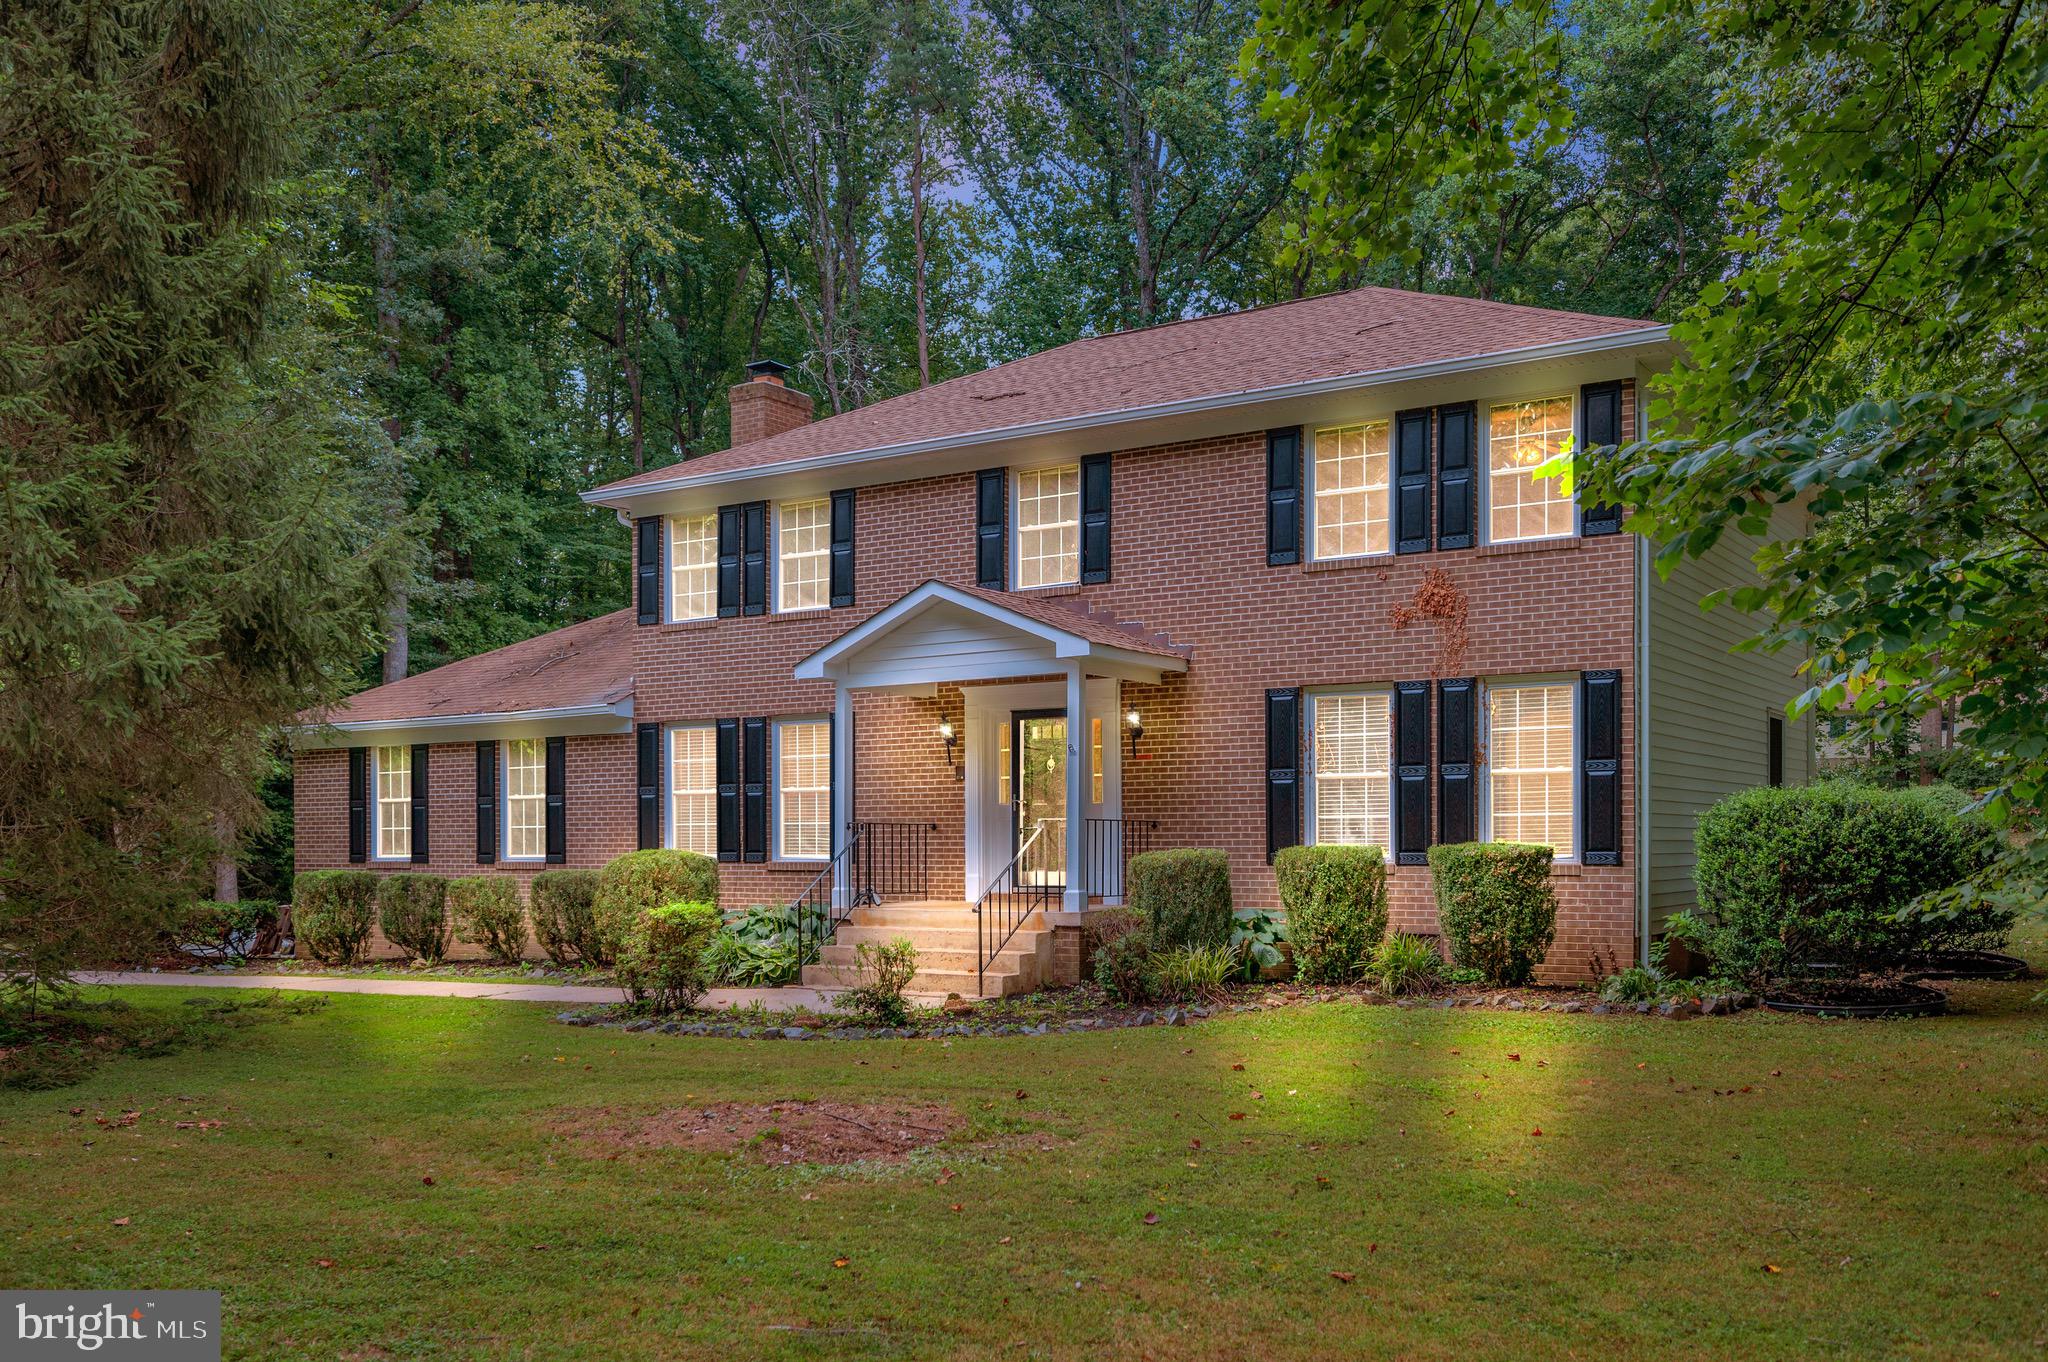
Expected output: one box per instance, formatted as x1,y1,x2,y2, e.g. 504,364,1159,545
1426,843,1557,986
1676,782,2004,985
592,851,719,966
1274,844,1388,983
1128,848,1233,950
293,869,377,965
376,873,450,964
616,901,722,1012
448,877,526,965
529,869,601,964
1086,907,1159,1005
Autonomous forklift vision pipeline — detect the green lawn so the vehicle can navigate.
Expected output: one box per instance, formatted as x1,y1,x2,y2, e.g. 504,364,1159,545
2,969,2044,1360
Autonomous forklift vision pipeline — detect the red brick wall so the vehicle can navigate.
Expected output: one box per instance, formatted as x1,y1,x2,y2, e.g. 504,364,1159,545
299,382,1641,978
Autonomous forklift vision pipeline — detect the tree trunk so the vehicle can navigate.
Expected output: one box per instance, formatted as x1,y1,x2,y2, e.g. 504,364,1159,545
372,149,410,687
911,103,930,387
383,580,409,683
615,254,645,472
211,809,239,903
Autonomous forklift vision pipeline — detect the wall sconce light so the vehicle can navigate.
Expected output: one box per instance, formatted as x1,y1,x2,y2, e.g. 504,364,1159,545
938,720,957,769
1126,708,1144,758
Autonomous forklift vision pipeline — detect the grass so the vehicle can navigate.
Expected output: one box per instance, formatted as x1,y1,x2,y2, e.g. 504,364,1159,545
1,952,2043,1359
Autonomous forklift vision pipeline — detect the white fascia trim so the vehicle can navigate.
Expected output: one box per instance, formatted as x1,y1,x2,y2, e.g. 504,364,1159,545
288,698,633,748
582,328,1672,509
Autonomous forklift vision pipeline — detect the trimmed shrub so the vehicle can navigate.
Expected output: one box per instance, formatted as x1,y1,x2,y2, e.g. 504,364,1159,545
616,901,722,1012
1128,848,1233,950
1155,942,1237,1003
1681,782,2001,985
1274,844,1388,983
1427,843,1557,986
592,851,719,966
376,874,450,964
834,939,920,1026
1088,908,1159,1006
1368,932,1445,997
448,877,526,965
1893,784,2013,952
530,870,601,964
293,870,377,965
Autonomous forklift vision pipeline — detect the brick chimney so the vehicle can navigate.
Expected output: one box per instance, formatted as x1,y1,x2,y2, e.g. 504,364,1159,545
728,358,814,447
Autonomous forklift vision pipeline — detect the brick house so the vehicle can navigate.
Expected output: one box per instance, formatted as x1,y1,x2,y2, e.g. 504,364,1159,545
291,287,1811,992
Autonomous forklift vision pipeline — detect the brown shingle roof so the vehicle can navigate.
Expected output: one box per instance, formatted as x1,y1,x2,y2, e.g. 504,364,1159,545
310,609,635,727
948,583,1191,660
589,286,1657,498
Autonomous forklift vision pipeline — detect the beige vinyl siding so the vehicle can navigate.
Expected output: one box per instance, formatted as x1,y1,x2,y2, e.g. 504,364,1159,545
1645,496,1814,934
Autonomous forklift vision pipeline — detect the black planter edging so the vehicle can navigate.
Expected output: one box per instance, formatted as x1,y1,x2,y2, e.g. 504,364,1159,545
555,1004,1215,1040
1762,981,1948,1019
1894,950,2028,982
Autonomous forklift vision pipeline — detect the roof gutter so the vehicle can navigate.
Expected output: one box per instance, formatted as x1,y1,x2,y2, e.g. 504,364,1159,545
583,326,1672,509
287,698,633,749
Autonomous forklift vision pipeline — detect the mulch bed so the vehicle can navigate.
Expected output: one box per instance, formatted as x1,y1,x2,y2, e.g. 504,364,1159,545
1763,977,1950,1018
559,1100,964,1165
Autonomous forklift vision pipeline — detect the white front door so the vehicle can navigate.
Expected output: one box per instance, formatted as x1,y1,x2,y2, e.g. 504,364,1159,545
962,679,1121,899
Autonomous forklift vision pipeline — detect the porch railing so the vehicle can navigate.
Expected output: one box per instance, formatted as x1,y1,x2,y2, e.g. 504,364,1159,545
975,820,1060,994
1084,817,1159,900
789,820,938,966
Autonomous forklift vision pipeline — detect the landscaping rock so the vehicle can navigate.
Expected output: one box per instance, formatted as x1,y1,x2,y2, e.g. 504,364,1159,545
1656,1000,1701,1020
781,1027,811,1039
625,1018,656,1032
1133,1011,1153,1026
942,995,976,1016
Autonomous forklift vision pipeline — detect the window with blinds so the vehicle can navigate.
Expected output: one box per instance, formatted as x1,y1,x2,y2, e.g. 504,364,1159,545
1310,692,1392,852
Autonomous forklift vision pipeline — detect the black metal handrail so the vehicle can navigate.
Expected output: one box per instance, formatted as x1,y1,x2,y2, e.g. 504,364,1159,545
790,827,865,968
854,820,937,901
1084,817,1159,899
974,820,1060,994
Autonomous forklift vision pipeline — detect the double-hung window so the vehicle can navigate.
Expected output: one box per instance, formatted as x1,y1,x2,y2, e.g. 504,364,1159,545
1487,397,1575,543
668,725,717,856
1484,681,1575,854
1312,421,1392,559
1015,465,1079,588
373,745,411,860
1308,692,1392,853
669,513,717,622
776,718,831,860
503,738,547,860
777,498,830,612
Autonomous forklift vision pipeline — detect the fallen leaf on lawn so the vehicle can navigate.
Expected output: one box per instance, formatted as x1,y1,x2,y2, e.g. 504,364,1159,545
950,1204,963,1213
1231,1063,1245,1071
1507,1053,1521,1062
1771,1069,1782,1077
1329,1271,1355,1283
1014,1090,1028,1100
1189,1139,1202,1150
1315,1176,1330,1188
998,1236,1012,1245
68,1107,83,1117
112,1217,131,1226
1530,1128,1543,1137
1228,1112,1247,1121
1142,1213,1160,1225
833,1257,850,1268
1251,1091,1264,1100
937,1167,956,1184
421,1176,435,1186
1763,1264,1782,1274
314,1258,335,1269
1636,1062,1647,1070
1369,1243,1377,1254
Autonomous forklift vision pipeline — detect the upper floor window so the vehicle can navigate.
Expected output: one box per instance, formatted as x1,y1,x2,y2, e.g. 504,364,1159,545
778,498,830,612
1485,680,1575,854
503,737,546,860
776,718,831,860
374,745,411,860
1308,691,1392,853
1312,421,1391,559
669,725,717,857
1015,465,1079,588
1488,397,1575,543
670,513,716,622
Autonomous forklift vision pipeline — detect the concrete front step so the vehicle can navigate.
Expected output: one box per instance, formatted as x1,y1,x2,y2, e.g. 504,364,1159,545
817,942,1034,975
800,964,1028,997
808,899,1053,997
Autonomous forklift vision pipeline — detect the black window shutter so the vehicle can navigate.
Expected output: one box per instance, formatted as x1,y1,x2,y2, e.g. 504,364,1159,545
475,740,497,864
1436,403,1477,551
716,505,744,617
409,743,430,863
1394,408,1433,554
741,717,769,862
1581,670,1622,864
829,488,856,608
1768,715,1785,787
715,718,741,862
1437,678,1476,845
347,747,368,864
742,502,768,615
1393,682,1431,863
1580,382,1625,536
1265,427,1302,565
543,735,566,864
635,517,662,624
975,468,1007,588
1080,453,1112,583
1264,688,1300,861
636,723,660,850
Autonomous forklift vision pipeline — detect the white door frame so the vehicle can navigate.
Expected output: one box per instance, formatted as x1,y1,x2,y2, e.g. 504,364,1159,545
961,677,1121,902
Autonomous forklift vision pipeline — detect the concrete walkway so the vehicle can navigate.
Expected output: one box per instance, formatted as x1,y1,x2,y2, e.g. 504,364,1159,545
76,971,847,1013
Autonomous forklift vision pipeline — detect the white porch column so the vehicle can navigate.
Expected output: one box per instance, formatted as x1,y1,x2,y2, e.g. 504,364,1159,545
1064,664,1088,913
832,680,854,911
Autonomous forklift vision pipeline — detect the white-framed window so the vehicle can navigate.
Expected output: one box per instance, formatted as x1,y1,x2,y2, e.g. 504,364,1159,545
373,745,411,860
503,737,547,860
1311,420,1392,559
776,498,830,612
668,724,717,857
1484,680,1576,855
997,721,1012,807
1487,396,1575,543
1089,716,1104,805
1014,464,1079,589
1307,691,1393,853
775,717,831,860
669,513,717,622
